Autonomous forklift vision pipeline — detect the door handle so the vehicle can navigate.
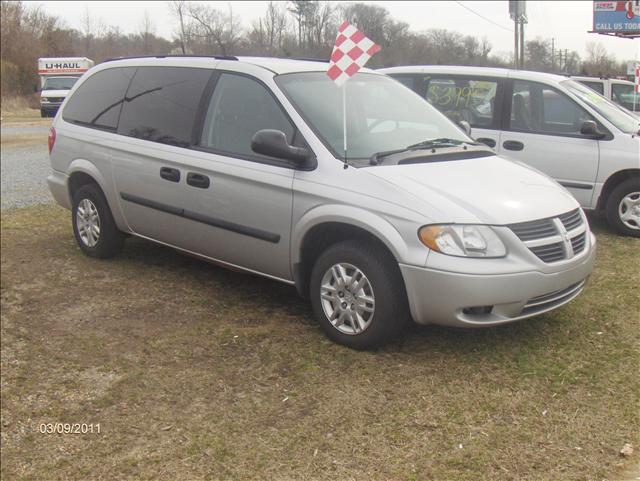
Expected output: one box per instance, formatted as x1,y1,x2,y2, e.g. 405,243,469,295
160,167,180,182
476,137,496,148
502,140,524,151
186,172,210,189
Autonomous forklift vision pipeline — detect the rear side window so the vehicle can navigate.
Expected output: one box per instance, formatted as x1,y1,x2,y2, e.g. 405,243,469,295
63,67,135,131
422,77,499,129
199,73,295,158
390,75,417,90
118,66,213,147
578,80,605,95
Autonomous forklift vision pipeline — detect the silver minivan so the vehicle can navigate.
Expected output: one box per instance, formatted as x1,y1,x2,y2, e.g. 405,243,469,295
48,56,595,349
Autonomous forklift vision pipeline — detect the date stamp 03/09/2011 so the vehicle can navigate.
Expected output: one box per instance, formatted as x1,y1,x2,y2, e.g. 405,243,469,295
39,423,101,434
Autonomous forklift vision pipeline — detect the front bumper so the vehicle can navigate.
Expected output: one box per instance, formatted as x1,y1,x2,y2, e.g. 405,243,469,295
400,233,596,328
41,103,62,115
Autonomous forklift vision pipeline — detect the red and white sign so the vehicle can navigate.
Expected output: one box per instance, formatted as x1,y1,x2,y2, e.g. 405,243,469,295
635,64,640,93
327,21,381,86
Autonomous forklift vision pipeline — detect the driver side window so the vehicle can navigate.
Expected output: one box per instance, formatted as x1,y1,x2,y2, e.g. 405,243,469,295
509,80,596,136
199,73,297,159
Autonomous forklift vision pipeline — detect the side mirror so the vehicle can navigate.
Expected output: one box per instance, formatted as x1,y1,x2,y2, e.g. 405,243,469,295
251,129,312,164
580,120,606,139
458,120,472,137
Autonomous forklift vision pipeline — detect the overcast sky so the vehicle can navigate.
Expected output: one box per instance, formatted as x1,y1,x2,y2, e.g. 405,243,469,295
25,1,639,62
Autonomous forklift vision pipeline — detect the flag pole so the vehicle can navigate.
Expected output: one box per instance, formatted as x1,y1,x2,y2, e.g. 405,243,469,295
342,82,348,169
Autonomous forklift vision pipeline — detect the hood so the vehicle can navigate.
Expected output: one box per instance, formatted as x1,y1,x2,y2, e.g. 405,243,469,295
366,154,578,225
41,89,70,98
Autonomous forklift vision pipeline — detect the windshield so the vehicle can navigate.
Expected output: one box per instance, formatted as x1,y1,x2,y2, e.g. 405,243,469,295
43,77,78,90
276,72,470,159
561,80,638,134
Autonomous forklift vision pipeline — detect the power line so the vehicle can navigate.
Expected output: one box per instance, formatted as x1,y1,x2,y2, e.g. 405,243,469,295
454,1,513,32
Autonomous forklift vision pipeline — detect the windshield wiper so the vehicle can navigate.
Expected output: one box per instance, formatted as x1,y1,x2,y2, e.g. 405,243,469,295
369,138,475,165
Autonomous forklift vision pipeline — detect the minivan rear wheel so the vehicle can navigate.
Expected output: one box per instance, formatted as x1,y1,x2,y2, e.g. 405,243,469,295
606,177,640,237
310,240,408,349
72,184,125,258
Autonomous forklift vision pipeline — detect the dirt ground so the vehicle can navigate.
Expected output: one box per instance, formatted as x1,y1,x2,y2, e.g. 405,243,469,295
1,204,638,481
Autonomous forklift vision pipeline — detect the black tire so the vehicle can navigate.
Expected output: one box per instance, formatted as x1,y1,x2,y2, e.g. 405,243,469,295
71,183,125,258
309,239,409,350
605,177,640,237
40,109,47,118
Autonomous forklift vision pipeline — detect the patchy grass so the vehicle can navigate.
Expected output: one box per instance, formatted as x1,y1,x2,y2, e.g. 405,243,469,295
0,95,44,124
1,205,638,481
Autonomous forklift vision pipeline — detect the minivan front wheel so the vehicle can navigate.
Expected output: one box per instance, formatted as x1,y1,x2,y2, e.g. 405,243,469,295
72,184,125,258
310,240,408,349
606,178,640,237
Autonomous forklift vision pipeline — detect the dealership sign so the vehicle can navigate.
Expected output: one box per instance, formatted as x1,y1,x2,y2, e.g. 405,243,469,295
593,1,640,33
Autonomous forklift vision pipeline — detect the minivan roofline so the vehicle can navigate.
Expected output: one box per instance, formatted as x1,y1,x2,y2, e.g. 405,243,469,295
92,55,378,77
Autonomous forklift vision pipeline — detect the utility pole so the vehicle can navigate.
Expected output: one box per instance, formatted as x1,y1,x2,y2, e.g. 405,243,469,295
551,38,555,72
519,19,525,69
514,20,519,69
509,1,527,70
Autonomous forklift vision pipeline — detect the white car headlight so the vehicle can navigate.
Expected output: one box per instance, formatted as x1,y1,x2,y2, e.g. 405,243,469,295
41,97,50,103
418,224,506,258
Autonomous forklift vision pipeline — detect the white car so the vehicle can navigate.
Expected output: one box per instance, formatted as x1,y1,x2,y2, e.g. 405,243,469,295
571,76,640,119
380,66,640,236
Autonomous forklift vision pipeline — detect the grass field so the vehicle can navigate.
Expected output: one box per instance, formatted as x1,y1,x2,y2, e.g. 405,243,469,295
1,204,638,480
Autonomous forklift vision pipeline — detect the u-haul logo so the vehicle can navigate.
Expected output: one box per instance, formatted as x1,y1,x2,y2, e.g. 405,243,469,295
45,62,80,69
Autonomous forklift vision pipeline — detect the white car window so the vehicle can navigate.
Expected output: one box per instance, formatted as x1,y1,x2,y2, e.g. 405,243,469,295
562,80,638,134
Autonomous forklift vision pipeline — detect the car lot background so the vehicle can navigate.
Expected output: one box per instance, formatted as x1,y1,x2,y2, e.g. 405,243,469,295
1,111,639,480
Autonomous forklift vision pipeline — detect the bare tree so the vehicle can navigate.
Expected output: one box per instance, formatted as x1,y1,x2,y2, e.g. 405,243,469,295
168,0,190,54
251,2,289,55
187,2,242,55
80,6,105,56
138,10,155,54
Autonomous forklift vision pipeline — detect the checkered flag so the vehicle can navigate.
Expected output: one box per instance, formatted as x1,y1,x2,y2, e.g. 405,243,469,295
327,21,381,86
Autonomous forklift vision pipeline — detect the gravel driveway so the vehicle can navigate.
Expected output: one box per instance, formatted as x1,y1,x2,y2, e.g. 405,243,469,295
1,123,53,209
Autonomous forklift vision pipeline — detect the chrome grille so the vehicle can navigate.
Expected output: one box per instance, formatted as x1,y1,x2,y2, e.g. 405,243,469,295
559,209,582,231
508,209,588,263
521,279,587,316
508,218,557,241
571,232,586,254
529,242,565,263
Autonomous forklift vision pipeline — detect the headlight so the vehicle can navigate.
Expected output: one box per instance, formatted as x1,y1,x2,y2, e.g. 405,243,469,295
418,224,506,258
41,97,49,103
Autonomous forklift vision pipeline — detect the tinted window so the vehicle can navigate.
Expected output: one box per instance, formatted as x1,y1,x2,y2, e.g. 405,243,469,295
423,77,498,128
200,73,295,158
510,80,595,135
63,67,135,131
391,75,416,90
578,80,604,95
118,67,212,147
